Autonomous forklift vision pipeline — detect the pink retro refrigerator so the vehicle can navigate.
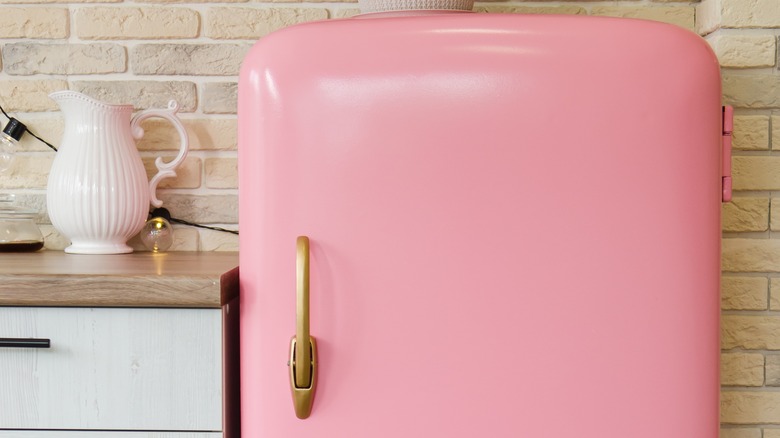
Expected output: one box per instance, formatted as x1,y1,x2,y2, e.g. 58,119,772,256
239,3,730,436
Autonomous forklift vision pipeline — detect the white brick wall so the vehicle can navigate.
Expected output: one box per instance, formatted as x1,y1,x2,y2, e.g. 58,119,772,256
4,43,126,74
0,8,68,38
75,7,201,39
708,35,776,68
205,7,330,39
0,80,68,111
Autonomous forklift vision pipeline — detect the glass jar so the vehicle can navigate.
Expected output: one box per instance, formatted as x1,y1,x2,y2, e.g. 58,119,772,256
0,197,44,252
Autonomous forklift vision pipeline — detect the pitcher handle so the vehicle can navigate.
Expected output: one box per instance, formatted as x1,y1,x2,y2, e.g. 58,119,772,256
130,100,189,208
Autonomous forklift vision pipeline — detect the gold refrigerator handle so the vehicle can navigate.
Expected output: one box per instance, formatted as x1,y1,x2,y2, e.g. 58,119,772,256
296,236,311,388
289,236,317,419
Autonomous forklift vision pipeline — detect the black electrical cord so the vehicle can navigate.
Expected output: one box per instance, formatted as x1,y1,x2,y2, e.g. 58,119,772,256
0,102,238,235
170,217,239,235
151,208,238,235
0,103,58,152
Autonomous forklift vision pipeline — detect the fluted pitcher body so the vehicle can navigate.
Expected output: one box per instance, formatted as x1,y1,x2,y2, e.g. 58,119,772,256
47,91,188,254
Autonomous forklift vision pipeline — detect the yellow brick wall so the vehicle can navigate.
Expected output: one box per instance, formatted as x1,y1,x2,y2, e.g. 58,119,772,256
708,0,780,434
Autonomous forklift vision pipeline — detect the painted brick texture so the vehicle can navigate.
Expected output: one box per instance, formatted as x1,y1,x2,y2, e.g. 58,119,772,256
723,74,780,109
0,8,68,39
590,5,695,30
721,276,768,310
3,43,126,75
721,0,780,28
75,7,200,40
205,7,329,39
721,430,762,438
204,158,238,189
136,119,237,151
0,80,69,112
474,5,584,14
722,353,764,386
202,82,237,114
732,115,769,150
708,35,776,68
72,81,198,112
722,197,769,232
131,44,250,76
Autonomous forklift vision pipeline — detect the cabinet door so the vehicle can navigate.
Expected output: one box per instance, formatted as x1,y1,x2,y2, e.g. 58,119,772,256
0,307,222,431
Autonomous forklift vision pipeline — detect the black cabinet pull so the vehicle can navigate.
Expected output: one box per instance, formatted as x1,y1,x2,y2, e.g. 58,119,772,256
0,338,51,348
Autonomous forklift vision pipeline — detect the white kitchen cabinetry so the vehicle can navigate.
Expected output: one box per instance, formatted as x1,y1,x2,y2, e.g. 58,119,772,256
0,252,239,438
0,307,221,430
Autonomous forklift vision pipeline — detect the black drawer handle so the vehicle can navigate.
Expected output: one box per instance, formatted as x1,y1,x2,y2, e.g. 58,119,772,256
0,338,51,348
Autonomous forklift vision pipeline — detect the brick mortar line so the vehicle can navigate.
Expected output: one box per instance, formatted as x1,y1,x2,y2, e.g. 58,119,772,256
722,272,772,277
724,272,780,275
732,151,775,156
770,188,777,236
732,109,779,116
723,423,780,427
721,348,777,354
729,191,776,196
712,28,780,36
722,389,780,394
723,232,772,238
724,67,780,75
722,310,780,315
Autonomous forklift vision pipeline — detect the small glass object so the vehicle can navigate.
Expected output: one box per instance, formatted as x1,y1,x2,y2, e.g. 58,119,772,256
0,195,44,252
0,118,26,173
140,208,174,253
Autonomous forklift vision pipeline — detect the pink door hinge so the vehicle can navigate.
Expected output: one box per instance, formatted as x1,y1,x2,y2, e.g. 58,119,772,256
722,106,733,203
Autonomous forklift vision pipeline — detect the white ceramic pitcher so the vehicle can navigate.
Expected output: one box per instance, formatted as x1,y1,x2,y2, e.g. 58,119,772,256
47,91,189,254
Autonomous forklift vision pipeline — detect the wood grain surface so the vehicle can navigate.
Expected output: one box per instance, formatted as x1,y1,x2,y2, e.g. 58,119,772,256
0,251,238,308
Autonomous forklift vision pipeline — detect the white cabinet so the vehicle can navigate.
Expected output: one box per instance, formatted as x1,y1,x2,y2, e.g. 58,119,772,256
0,252,240,438
0,308,222,431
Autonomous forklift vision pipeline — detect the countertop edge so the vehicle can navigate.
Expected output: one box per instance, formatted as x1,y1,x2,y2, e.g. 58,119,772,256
0,252,239,308
0,274,224,308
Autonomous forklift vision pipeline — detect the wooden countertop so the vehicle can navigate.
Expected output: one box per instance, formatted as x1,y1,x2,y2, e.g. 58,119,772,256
0,251,239,308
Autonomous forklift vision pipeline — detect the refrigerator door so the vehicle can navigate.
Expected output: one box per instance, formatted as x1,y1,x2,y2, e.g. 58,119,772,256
239,13,722,438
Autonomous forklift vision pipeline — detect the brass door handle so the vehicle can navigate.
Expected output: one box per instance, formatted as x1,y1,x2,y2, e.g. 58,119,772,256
289,236,317,419
296,236,311,388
